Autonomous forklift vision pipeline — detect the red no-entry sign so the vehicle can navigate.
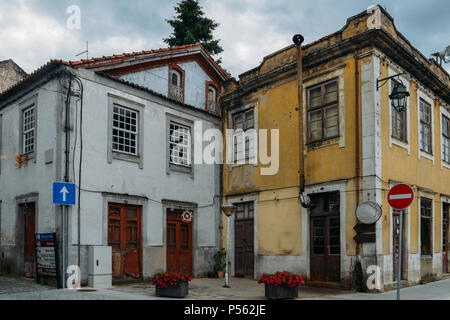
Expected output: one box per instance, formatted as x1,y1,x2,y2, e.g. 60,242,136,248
388,184,415,210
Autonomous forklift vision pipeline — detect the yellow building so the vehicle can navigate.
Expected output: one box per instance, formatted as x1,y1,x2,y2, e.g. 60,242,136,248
220,6,450,290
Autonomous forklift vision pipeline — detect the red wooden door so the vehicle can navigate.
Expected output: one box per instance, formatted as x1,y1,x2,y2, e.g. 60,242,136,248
166,210,193,274
234,203,254,278
108,204,142,278
23,203,36,278
310,215,341,283
443,204,449,274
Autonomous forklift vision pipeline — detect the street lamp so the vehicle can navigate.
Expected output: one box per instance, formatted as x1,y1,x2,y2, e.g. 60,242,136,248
376,74,410,113
389,82,410,113
221,204,237,288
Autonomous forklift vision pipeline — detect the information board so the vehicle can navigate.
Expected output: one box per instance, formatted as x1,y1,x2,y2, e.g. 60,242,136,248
35,233,61,288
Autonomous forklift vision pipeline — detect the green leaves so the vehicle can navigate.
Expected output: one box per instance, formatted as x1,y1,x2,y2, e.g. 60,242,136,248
164,0,224,56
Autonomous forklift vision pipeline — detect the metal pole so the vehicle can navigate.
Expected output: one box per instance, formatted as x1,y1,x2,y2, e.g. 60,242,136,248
397,211,404,300
224,216,230,288
62,205,66,288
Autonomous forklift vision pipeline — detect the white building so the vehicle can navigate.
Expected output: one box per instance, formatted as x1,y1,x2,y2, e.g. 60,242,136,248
0,44,229,284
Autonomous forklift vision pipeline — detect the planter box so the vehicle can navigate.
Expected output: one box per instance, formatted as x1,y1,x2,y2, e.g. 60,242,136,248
265,284,299,300
155,282,189,298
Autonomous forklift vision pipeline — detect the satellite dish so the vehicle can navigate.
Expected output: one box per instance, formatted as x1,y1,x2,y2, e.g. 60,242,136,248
356,201,382,224
439,45,450,63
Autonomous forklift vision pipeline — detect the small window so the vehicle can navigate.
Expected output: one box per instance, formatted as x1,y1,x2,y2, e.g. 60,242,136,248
207,85,217,112
169,122,191,167
391,80,407,142
22,105,36,155
112,104,139,156
419,99,432,154
442,116,450,164
420,198,433,256
169,68,184,102
233,109,255,162
171,69,181,87
307,80,339,143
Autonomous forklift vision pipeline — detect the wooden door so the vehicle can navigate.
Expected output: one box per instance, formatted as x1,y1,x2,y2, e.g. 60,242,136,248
166,210,193,274
234,203,254,278
444,204,449,274
310,215,341,282
23,203,36,278
108,204,142,279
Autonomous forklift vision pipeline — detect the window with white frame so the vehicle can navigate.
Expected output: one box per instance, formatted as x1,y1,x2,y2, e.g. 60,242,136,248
112,104,139,156
22,105,36,155
443,115,450,164
307,79,339,143
169,122,191,167
233,108,255,162
419,99,432,154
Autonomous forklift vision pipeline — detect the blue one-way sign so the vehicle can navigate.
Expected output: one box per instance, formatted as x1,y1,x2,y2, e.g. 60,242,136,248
53,182,76,205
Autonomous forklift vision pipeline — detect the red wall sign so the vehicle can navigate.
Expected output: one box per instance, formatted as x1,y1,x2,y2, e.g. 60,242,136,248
388,184,415,210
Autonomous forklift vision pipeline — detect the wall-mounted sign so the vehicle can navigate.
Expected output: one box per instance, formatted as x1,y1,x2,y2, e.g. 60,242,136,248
35,233,61,288
181,210,193,223
388,184,415,210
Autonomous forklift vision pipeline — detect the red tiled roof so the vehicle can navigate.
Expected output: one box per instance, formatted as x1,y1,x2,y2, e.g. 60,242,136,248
0,59,69,103
69,43,229,80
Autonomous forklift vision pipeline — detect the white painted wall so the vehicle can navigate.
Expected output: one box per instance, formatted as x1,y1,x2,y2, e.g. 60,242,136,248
0,67,221,280
117,61,212,110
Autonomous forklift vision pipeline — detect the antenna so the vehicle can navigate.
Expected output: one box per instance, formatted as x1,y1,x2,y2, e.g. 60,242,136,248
76,41,89,60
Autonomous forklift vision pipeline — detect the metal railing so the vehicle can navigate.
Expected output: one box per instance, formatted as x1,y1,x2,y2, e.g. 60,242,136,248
169,84,184,102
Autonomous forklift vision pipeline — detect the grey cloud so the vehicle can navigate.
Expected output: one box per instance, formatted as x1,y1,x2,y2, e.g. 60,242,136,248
0,0,448,76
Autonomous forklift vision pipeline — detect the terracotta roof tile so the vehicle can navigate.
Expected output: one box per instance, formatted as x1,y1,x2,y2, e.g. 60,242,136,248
68,43,229,80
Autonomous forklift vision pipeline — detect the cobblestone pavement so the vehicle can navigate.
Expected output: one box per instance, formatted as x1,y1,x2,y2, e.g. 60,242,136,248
109,278,348,300
0,276,51,295
0,276,347,300
3,276,449,300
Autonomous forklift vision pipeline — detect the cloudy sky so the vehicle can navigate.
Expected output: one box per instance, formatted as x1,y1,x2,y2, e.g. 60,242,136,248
0,0,449,77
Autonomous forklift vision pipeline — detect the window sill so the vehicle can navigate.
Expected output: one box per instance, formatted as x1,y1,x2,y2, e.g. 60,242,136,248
307,137,339,150
419,151,434,164
111,152,143,168
227,158,258,171
391,138,409,149
168,163,192,175
442,161,450,170
420,255,433,259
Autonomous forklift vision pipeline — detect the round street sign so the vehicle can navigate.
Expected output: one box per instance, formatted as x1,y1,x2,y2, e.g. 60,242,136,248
388,184,415,210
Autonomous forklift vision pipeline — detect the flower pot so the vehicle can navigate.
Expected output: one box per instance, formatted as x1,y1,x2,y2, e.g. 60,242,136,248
264,283,299,300
155,282,189,298
217,271,225,278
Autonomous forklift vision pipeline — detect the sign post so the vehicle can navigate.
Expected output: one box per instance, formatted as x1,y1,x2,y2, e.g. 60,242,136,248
388,183,415,301
53,182,76,289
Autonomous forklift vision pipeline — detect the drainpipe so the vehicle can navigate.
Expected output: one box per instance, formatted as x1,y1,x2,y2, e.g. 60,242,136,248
354,51,361,256
293,35,309,208
62,73,73,289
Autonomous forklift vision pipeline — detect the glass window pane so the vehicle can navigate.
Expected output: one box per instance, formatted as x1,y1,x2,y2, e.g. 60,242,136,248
245,110,254,129
309,87,322,108
234,114,243,130
324,82,338,104
309,110,322,141
324,106,339,138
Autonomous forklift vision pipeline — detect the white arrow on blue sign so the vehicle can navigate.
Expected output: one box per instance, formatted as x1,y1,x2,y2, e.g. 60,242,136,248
53,182,76,205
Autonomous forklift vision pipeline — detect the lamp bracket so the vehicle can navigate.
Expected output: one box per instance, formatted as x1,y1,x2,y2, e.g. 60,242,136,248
376,72,405,91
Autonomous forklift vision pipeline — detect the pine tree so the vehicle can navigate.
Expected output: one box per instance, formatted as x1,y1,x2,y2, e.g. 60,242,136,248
164,0,224,56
